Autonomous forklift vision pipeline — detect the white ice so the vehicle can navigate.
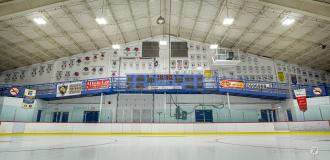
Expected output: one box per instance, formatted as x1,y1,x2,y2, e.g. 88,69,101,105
0,135,330,160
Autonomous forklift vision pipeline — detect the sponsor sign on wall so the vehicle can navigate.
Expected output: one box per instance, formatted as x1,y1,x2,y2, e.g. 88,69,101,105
294,89,307,112
220,80,244,89
22,89,36,109
245,82,273,89
56,82,82,97
203,70,212,78
86,79,110,90
313,87,323,96
278,72,286,82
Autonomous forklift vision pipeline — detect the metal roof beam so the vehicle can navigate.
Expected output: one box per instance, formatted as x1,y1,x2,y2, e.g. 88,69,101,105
260,16,308,57
61,5,100,50
42,10,87,53
176,0,184,37
203,0,225,43
243,10,287,52
230,6,267,48
256,0,330,21
83,0,113,45
146,0,153,37
1,21,58,59
290,35,330,62
218,1,247,46
0,0,70,18
106,0,127,43
23,17,72,57
127,0,141,40
0,37,43,63
189,0,204,40
277,24,330,59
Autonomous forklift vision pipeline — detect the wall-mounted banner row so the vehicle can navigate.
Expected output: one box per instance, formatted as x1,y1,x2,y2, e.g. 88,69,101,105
56,82,82,97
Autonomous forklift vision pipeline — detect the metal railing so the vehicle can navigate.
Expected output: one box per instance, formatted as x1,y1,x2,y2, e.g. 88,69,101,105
0,75,328,100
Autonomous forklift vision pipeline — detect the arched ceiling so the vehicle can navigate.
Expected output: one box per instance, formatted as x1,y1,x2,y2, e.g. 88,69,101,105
0,0,329,71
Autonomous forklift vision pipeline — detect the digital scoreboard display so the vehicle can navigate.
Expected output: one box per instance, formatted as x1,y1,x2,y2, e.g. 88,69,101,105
126,74,203,89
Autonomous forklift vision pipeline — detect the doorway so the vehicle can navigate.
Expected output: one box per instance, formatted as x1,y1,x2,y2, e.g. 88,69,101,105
195,110,213,122
36,110,42,122
52,112,69,123
260,109,277,122
83,111,99,123
287,110,293,121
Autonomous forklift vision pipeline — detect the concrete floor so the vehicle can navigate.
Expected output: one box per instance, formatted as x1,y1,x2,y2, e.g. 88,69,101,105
0,135,329,160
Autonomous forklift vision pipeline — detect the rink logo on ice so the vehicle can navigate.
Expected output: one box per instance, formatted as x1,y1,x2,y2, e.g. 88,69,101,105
56,82,82,97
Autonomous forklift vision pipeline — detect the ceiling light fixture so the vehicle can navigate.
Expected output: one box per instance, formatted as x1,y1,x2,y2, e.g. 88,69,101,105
112,44,120,50
223,17,234,26
159,40,167,46
156,0,165,24
223,0,234,26
282,18,295,26
33,17,47,25
156,16,165,25
210,44,218,49
95,17,107,25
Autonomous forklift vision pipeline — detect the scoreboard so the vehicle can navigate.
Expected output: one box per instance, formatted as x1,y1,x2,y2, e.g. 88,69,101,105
126,74,203,90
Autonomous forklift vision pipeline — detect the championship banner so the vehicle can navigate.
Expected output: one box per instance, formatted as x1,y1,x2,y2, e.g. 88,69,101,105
22,89,36,109
294,89,307,112
220,80,244,89
56,82,82,97
86,79,110,90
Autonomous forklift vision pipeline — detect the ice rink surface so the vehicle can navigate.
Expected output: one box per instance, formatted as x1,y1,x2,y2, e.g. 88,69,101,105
0,135,330,160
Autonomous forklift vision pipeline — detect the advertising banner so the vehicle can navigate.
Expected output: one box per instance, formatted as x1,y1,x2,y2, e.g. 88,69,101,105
203,70,212,78
220,80,244,89
312,87,323,96
245,82,273,89
294,89,307,112
278,72,286,82
56,82,82,97
86,79,110,90
22,89,36,109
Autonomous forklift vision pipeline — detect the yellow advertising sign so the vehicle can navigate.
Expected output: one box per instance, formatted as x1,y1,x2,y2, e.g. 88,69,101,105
278,72,285,82
204,70,212,78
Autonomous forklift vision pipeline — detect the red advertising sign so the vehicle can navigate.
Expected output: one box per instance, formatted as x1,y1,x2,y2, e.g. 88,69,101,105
220,80,244,89
86,79,110,90
294,89,307,112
